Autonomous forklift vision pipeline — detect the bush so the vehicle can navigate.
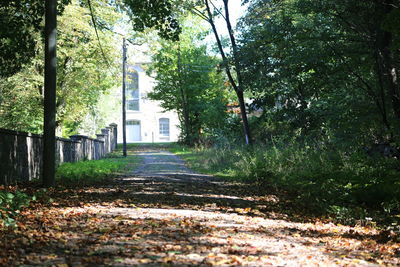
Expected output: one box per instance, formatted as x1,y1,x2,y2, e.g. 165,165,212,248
172,142,400,224
0,190,31,227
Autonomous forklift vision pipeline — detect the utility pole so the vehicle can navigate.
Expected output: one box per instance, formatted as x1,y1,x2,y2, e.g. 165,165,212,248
43,0,57,187
122,38,127,157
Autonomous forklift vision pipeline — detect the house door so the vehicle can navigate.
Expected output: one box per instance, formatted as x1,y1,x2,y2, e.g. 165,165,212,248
126,120,141,142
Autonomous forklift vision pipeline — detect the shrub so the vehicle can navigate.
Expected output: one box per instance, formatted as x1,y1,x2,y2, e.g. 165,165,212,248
172,142,400,224
0,190,31,227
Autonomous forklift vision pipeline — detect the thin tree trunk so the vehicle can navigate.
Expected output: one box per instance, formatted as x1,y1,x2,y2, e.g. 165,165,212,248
236,90,251,145
382,32,400,120
223,0,252,145
374,49,392,132
122,38,127,157
177,46,191,145
204,0,252,145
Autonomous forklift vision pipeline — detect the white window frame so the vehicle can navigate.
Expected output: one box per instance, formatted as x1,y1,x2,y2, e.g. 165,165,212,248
159,118,170,137
126,70,139,111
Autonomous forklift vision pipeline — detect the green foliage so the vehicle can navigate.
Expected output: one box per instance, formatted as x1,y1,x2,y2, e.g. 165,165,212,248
122,0,182,40
55,158,126,186
238,0,400,145
0,190,31,227
55,0,121,136
0,0,121,135
172,142,400,225
0,0,70,78
148,14,228,145
0,57,44,133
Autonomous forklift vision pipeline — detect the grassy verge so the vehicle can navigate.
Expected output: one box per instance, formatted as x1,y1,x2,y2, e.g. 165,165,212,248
56,148,141,186
117,143,174,150
169,143,400,231
168,144,236,178
0,148,141,227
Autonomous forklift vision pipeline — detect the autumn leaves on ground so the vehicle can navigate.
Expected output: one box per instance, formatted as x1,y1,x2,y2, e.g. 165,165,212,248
1,146,399,266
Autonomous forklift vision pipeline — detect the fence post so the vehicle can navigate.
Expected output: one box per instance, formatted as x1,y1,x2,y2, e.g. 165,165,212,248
101,128,110,154
96,134,106,159
70,135,89,160
109,123,118,151
71,139,81,162
106,127,112,153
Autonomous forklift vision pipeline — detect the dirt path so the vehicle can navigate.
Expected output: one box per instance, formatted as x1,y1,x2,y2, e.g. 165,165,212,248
1,148,399,266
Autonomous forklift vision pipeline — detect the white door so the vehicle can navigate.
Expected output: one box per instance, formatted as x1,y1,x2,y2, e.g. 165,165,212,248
126,120,141,142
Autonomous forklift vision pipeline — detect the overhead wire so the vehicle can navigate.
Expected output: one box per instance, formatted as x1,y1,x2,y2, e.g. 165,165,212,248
87,0,111,67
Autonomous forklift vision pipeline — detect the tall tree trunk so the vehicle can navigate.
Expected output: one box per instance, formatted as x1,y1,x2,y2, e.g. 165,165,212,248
236,90,251,145
177,46,191,145
374,49,392,133
382,32,400,121
42,0,57,187
180,87,191,144
378,0,400,123
122,38,127,157
204,0,252,145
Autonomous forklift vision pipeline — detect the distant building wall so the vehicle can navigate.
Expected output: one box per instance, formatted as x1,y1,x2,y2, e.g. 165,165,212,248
117,63,181,143
0,124,118,185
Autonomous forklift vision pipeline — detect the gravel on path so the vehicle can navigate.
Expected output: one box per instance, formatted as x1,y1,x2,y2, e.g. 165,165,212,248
2,147,398,266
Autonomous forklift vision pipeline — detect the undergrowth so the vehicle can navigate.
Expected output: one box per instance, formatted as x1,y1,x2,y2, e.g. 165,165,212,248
171,143,400,230
56,151,139,186
0,189,31,228
0,149,139,228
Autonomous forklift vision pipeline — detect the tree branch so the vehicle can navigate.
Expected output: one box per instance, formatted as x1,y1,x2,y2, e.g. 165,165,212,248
209,0,226,20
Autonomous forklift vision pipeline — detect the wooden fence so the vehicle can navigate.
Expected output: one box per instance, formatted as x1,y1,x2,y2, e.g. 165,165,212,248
0,123,117,185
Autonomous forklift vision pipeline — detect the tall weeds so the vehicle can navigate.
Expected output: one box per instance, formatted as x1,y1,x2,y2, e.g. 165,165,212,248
176,142,400,225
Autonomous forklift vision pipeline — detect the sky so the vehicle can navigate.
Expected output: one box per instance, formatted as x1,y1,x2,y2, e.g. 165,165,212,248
212,0,248,36
122,0,249,62
204,0,248,55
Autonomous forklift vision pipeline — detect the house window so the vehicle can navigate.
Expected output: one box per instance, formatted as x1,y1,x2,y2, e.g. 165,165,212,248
126,70,139,111
159,118,170,137
126,120,140,126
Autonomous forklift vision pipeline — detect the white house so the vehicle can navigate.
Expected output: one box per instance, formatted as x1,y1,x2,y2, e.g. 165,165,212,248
117,63,180,143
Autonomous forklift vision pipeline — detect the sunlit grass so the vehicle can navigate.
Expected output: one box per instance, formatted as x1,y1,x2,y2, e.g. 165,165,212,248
167,144,236,179
168,143,400,228
56,149,141,186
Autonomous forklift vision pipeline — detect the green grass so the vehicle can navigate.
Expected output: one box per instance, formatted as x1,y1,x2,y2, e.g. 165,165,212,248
1,148,141,227
117,142,175,150
168,144,236,178
168,143,400,229
56,149,141,186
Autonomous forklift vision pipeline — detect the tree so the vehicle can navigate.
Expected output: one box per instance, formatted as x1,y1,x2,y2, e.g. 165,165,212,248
55,0,121,136
237,0,400,146
0,0,70,78
121,0,182,41
148,15,227,145
0,0,189,187
191,0,252,145
0,0,121,136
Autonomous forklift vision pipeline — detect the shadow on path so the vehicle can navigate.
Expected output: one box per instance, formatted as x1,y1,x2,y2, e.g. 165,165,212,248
1,148,398,266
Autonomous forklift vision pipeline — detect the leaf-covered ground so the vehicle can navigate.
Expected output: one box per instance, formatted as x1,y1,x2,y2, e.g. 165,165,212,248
1,148,399,266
